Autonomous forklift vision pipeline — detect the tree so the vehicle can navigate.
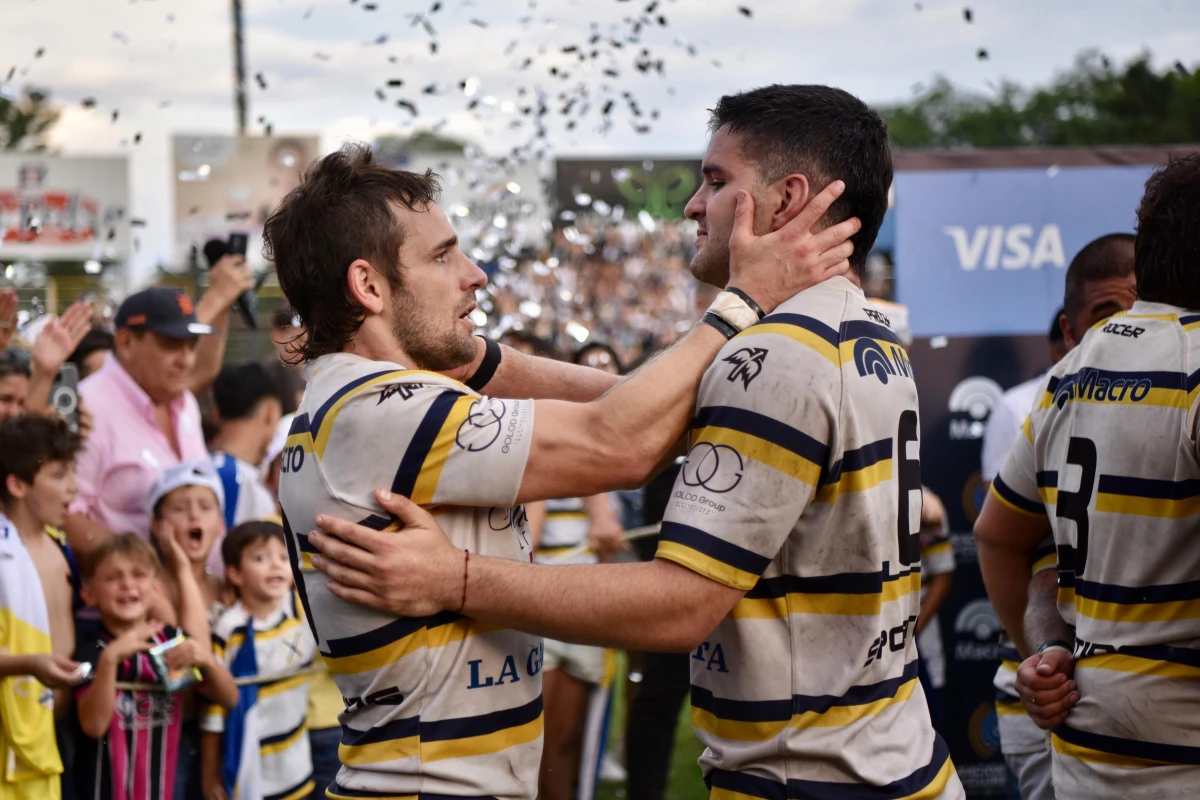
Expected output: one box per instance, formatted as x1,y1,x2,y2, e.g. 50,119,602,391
880,50,1200,148
0,86,61,152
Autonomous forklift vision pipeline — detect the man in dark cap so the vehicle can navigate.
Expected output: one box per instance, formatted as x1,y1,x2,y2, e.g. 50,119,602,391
64,288,219,567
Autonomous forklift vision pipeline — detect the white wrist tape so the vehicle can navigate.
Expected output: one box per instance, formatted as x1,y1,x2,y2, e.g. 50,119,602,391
708,291,760,333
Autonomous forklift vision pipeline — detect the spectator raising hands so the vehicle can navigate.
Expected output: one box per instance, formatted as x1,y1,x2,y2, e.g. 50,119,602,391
27,300,95,419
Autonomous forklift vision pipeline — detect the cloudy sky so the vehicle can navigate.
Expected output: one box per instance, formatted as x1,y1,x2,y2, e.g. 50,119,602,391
4,0,1197,282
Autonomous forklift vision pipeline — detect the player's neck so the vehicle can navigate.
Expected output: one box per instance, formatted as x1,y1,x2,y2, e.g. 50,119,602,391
344,321,419,369
3,501,48,547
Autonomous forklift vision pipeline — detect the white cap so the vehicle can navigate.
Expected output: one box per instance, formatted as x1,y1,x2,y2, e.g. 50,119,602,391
147,459,225,516
265,413,294,466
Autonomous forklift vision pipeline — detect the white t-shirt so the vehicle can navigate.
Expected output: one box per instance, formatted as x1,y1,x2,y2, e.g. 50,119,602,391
980,374,1045,483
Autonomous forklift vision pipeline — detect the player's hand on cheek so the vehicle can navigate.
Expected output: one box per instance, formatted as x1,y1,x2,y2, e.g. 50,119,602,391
725,181,859,314
309,489,461,617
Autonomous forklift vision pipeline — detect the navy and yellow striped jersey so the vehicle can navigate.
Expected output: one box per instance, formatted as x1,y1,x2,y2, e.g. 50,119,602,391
655,277,964,799
533,498,595,565
202,598,317,800
278,352,543,800
994,301,1200,796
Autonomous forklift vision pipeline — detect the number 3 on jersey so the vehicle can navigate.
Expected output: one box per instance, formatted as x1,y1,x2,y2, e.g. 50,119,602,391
1057,436,1097,579
896,410,921,566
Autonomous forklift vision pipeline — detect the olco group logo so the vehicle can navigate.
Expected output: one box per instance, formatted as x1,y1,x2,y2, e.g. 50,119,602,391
947,376,1003,441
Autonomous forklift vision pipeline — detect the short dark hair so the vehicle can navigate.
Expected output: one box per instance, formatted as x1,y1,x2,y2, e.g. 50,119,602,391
68,326,115,371
1135,154,1200,308
82,533,161,580
0,348,32,380
265,143,441,363
1048,307,1066,344
709,84,893,275
213,362,280,421
221,520,286,572
573,342,623,374
0,414,83,502
1062,233,1135,321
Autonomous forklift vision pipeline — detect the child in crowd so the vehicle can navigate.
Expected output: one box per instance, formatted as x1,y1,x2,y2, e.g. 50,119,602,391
146,460,232,623
209,364,283,532
74,535,238,800
145,460,234,800
0,414,85,800
201,522,315,800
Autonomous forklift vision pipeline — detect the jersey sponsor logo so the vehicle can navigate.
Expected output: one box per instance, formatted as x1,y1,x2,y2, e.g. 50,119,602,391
456,398,505,451
853,339,912,385
947,376,1003,440
1101,322,1145,339
280,444,305,474
943,224,1066,271
863,614,917,667
863,307,891,327
467,643,544,689
1052,368,1153,408
722,347,767,389
953,598,1002,661
681,442,744,494
691,640,729,673
377,383,426,404
342,685,404,711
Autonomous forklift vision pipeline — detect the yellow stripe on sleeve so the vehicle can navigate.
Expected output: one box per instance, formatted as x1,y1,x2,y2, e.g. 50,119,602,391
410,395,477,505
656,540,761,592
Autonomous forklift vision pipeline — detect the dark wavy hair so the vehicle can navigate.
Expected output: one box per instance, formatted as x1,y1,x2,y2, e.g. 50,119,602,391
1134,154,1200,309
709,84,893,276
0,413,83,502
264,143,441,363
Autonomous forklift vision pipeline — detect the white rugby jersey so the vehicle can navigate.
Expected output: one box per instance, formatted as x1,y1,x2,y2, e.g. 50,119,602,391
995,302,1200,797
533,498,596,566
277,352,542,800
202,596,317,800
656,277,964,799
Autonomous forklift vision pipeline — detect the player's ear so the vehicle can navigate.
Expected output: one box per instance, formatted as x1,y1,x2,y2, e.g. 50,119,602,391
771,174,811,233
346,258,386,316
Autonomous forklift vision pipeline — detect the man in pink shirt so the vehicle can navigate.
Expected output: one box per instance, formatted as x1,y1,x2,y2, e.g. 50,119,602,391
65,288,223,572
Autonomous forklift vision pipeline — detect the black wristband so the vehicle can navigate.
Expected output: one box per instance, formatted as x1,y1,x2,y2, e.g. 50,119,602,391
1036,638,1073,654
724,287,766,320
701,312,738,340
465,337,502,392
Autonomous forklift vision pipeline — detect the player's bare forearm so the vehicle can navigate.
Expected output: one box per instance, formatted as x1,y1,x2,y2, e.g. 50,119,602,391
518,324,725,501
1024,568,1071,658
463,341,623,402
974,495,1048,656
462,556,741,652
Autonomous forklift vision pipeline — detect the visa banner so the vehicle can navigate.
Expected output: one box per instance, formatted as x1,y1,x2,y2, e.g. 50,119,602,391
894,165,1154,338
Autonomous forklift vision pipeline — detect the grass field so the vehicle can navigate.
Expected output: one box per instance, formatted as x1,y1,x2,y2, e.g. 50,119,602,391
594,656,710,800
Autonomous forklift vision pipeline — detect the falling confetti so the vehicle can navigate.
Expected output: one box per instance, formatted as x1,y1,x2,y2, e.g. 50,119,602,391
977,48,988,60
963,7,973,22
737,6,752,17
133,132,141,144
255,72,267,89
81,97,96,108
470,18,488,27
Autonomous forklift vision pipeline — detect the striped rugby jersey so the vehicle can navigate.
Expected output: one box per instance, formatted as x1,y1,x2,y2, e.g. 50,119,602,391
656,277,964,800
202,597,317,800
994,301,1200,796
991,537,1057,755
277,352,542,800
533,498,596,566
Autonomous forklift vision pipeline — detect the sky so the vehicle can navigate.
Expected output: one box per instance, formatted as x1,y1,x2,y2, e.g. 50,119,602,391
3,0,1198,283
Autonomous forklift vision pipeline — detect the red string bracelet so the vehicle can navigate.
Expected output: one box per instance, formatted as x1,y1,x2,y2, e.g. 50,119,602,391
458,550,470,613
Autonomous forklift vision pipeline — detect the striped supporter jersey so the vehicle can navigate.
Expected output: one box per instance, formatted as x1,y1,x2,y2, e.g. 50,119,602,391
993,301,1200,797
655,276,964,800
533,498,596,565
202,597,317,800
277,352,542,800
